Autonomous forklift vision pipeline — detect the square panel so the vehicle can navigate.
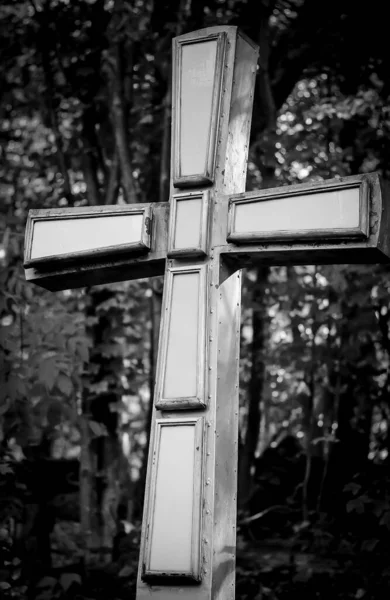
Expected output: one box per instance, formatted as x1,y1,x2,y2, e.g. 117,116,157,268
142,417,204,582
168,191,209,258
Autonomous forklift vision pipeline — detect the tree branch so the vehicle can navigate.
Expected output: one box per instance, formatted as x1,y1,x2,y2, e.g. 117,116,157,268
159,87,171,203
239,504,298,526
109,42,137,204
81,107,102,206
35,1,74,206
104,151,119,205
106,0,138,204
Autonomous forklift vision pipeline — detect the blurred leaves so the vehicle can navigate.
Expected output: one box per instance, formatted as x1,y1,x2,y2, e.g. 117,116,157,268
2,0,390,599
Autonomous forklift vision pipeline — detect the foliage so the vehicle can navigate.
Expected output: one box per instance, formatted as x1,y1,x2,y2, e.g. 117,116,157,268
2,0,390,598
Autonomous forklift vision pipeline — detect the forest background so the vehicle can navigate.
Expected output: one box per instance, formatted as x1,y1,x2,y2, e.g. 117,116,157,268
2,1,390,599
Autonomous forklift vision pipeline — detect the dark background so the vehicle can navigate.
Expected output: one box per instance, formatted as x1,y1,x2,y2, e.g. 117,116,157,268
2,1,390,598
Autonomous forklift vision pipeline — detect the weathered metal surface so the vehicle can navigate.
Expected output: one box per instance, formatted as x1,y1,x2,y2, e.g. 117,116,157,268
172,30,227,188
155,264,207,410
223,172,390,268
24,202,169,291
137,25,259,600
24,204,152,269
167,191,210,258
142,417,204,582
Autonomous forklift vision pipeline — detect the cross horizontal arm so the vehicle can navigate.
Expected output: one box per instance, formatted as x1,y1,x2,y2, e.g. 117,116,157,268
215,172,390,268
24,202,169,291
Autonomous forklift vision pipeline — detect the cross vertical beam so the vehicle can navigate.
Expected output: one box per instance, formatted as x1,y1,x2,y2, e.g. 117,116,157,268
136,27,258,599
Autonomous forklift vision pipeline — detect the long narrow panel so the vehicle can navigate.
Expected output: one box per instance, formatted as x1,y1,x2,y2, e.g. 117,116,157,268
143,418,203,581
173,32,225,187
228,180,368,243
24,206,151,268
156,265,206,409
180,40,217,176
32,214,144,258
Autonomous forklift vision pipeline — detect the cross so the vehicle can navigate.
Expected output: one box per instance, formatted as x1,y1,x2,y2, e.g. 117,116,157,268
24,25,390,600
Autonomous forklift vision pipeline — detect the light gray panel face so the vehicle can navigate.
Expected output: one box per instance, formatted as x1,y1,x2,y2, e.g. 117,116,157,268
174,198,203,250
30,214,144,260
163,271,200,399
148,423,196,573
233,187,360,236
180,40,217,177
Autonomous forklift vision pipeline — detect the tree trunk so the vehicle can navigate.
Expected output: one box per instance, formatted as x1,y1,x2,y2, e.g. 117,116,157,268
326,290,377,520
238,266,269,508
79,412,99,565
79,286,125,565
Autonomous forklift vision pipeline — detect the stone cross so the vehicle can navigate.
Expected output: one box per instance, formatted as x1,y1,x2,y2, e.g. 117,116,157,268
24,25,389,600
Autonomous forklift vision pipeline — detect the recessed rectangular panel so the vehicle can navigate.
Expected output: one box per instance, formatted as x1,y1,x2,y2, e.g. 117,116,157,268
234,188,359,233
164,272,198,397
156,266,206,410
173,33,226,187
24,206,151,268
168,192,209,258
180,40,217,177
149,424,194,572
31,214,144,259
143,418,203,581
228,181,369,244
175,198,202,247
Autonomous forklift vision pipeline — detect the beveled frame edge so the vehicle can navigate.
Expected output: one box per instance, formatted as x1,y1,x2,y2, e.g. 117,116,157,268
167,191,209,258
155,264,207,411
172,31,227,189
142,416,204,582
23,205,152,268
227,177,370,245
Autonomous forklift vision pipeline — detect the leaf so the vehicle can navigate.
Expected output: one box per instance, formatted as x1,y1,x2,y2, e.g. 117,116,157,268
36,576,57,589
89,420,108,437
346,499,365,514
76,338,90,363
344,482,361,496
138,114,153,125
361,539,378,552
0,397,10,415
59,573,81,591
7,374,26,400
373,501,386,517
57,373,73,396
293,568,312,583
0,582,11,590
39,358,58,391
47,399,63,428
380,511,390,530
0,463,13,475
118,565,133,578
